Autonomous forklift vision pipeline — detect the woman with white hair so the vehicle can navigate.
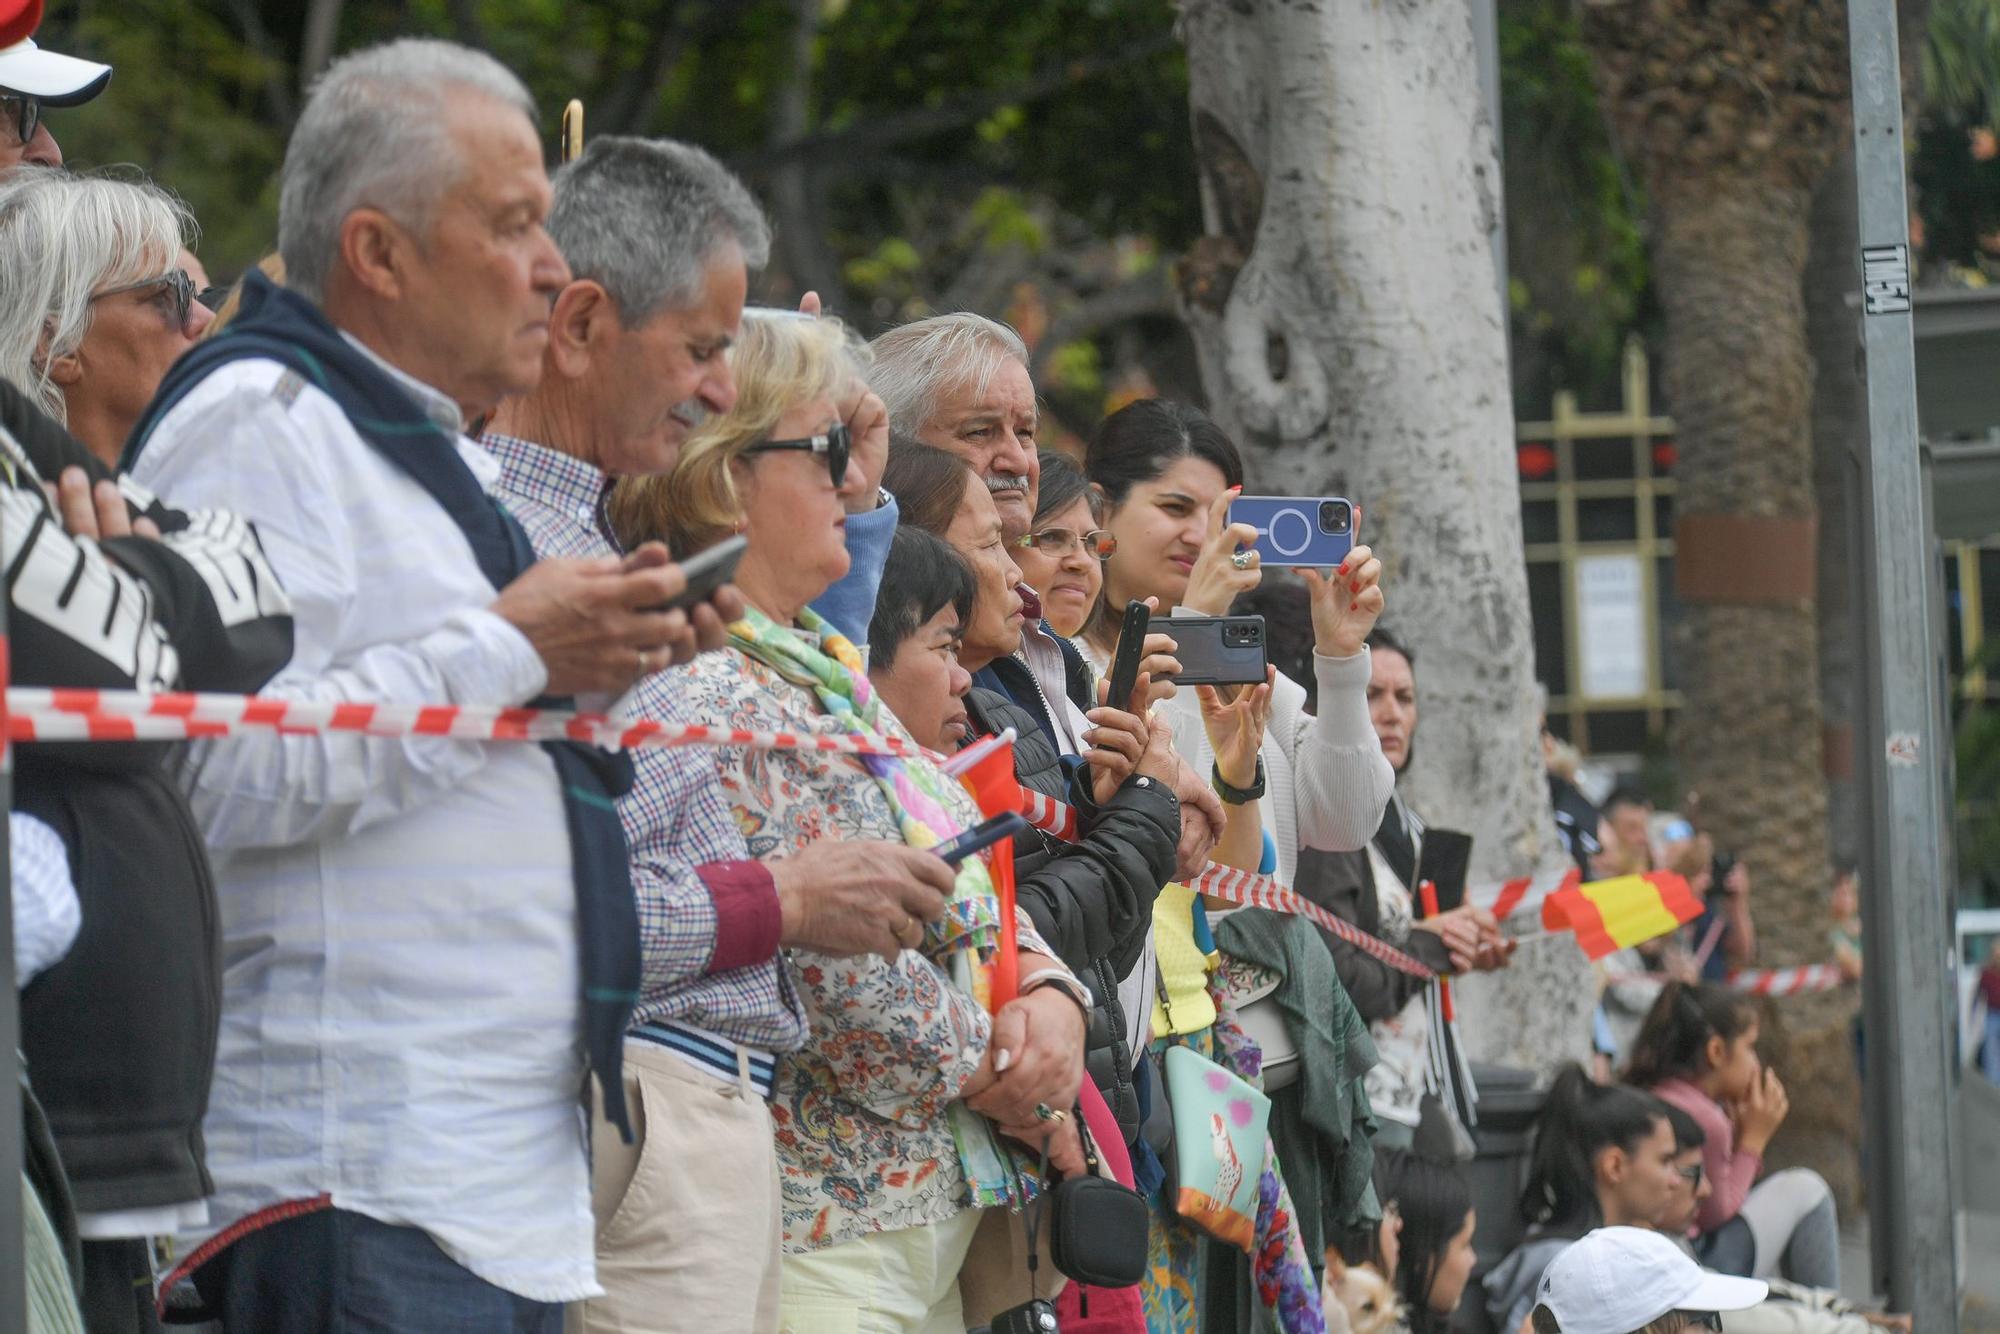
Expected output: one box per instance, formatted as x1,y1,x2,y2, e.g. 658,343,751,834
0,166,211,467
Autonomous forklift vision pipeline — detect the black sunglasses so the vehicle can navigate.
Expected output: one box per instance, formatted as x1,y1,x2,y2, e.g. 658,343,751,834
94,269,200,334
1,95,40,146
743,420,850,488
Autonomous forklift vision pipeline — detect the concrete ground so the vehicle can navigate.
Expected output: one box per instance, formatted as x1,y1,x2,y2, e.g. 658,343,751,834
1836,1209,2000,1332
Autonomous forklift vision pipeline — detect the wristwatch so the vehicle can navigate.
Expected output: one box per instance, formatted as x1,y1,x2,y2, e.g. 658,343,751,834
1211,757,1267,805
1020,967,1093,1018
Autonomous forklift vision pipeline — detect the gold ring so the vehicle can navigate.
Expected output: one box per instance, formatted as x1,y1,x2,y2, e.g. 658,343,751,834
1035,1102,1066,1123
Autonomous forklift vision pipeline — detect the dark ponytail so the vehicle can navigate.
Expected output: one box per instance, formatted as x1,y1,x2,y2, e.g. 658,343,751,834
1520,1063,1670,1237
1624,981,1758,1089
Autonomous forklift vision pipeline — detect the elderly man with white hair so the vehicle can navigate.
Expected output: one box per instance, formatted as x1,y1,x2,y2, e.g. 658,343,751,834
480,136,955,1333
124,40,717,1331
871,312,1039,538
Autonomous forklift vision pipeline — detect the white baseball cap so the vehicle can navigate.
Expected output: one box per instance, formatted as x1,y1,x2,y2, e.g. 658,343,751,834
0,37,111,105
1536,1229,1768,1334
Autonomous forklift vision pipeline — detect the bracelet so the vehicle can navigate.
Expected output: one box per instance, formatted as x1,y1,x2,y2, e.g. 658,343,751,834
1211,756,1266,804
1020,967,1093,1017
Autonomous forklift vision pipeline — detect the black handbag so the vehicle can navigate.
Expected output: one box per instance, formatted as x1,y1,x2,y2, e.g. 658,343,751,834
1045,1109,1149,1288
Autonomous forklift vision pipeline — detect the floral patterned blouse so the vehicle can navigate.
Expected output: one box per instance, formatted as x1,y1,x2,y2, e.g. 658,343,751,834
675,642,1057,1252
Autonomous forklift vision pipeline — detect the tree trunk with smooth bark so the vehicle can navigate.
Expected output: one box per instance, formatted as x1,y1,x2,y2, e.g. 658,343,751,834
1178,0,1589,1073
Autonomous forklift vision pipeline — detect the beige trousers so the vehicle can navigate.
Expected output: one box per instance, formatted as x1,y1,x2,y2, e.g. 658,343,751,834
566,1040,782,1334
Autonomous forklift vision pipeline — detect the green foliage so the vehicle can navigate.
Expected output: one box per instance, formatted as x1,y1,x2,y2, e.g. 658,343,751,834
1497,0,1652,415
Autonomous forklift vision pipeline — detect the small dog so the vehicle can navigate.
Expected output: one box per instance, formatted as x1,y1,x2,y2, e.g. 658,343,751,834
1322,1251,1403,1334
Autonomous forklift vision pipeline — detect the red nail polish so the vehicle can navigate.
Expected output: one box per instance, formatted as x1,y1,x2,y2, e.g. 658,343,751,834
1336,564,1349,576
1350,580,1361,593
1349,601,1359,611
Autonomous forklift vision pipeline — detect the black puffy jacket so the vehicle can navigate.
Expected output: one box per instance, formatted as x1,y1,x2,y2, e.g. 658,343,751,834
2,381,293,1212
963,686,1177,1139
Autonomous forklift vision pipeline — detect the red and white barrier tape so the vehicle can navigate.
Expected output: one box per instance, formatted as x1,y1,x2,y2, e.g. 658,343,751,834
1725,964,1849,997
12,689,1437,980
1188,863,1436,979
1605,964,1850,997
6,687,928,759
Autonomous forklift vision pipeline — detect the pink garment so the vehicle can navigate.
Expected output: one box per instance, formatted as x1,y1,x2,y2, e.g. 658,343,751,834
1053,1079,1146,1333
1652,1076,1762,1235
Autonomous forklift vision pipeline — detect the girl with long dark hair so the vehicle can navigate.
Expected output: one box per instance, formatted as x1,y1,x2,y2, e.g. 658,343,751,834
1482,1066,1682,1334
1627,982,1840,1291
1374,1150,1478,1334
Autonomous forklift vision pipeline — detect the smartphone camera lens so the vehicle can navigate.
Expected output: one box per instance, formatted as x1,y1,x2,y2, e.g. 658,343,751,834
1319,500,1352,535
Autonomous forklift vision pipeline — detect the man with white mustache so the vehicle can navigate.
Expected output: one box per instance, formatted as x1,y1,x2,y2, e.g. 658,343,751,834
870,312,1040,540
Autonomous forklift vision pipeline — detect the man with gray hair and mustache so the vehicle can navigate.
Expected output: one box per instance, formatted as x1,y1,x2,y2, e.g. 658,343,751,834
870,312,1038,538
481,136,954,1332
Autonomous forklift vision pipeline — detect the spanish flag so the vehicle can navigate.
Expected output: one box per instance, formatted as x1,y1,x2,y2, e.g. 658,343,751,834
952,732,1023,1011
1541,872,1704,961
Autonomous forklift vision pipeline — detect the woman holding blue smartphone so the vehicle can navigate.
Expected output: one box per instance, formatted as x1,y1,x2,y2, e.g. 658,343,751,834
1083,398,1395,890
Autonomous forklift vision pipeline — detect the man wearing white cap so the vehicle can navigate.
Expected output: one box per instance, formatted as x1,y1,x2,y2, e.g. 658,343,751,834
1531,1227,1767,1334
0,0,113,170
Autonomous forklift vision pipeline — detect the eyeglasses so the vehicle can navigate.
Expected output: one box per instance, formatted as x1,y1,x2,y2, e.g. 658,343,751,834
1676,1163,1705,1189
743,420,850,488
1,95,41,146
1014,526,1116,560
93,269,200,334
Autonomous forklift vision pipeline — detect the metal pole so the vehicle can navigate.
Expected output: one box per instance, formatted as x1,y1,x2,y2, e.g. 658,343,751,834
1846,0,1962,1325
0,474,22,1326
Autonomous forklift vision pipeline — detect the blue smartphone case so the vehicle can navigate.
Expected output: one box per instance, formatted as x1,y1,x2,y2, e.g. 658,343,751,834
1228,495,1357,568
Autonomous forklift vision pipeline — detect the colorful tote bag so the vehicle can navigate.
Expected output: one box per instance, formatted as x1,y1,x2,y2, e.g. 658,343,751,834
1162,1042,1272,1253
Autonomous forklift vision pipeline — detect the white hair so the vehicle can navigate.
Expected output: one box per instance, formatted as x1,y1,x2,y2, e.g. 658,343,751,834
278,39,536,303
868,312,1029,436
548,136,770,325
0,166,194,424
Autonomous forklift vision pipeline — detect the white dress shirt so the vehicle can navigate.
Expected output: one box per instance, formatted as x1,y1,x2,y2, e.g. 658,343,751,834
11,810,78,986
131,345,596,1302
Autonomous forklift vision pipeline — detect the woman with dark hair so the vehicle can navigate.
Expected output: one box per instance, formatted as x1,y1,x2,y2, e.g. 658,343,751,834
865,527,977,752
1627,983,1838,1291
1082,396,1393,889
1375,1150,1479,1334
1483,1066,1682,1334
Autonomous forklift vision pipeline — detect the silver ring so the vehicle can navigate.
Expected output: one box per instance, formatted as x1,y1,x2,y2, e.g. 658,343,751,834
638,649,655,674
1231,549,1255,571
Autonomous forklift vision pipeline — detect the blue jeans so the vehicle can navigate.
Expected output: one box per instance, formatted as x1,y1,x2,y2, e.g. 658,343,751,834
191,1206,563,1334
1983,1010,2000,1083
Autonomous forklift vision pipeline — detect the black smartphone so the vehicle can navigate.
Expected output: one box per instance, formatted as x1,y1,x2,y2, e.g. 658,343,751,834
1157,614,1267,686
1415,829,1474,915
664,534,748,613
1102,599,1151,714
933,811,1029,865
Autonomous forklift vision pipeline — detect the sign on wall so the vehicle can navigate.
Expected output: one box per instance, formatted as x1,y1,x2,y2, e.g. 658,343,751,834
1575,552,1648,699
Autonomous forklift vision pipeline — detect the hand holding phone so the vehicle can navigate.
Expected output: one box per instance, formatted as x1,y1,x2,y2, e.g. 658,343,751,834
662,533,748,613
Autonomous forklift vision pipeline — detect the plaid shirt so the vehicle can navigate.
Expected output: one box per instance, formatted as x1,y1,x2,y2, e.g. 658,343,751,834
485,431,806,1050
